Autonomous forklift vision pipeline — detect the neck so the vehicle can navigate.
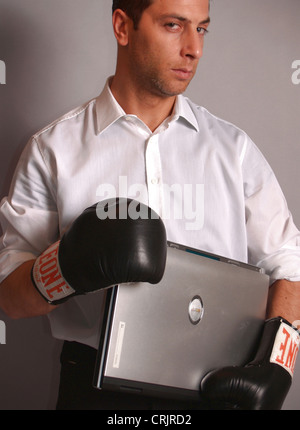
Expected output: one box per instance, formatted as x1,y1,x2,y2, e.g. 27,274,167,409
110,73,176,132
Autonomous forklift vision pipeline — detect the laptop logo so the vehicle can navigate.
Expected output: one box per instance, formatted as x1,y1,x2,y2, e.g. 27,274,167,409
188,296,204,325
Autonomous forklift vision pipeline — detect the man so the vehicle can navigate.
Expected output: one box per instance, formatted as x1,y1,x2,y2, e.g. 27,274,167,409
0,0,300,410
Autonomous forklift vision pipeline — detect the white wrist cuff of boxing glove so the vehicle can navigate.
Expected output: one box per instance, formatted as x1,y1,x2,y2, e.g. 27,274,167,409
32,241,75,304
270,321,300,377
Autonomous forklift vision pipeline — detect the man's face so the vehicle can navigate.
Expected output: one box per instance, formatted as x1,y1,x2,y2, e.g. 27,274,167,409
125,0,210,98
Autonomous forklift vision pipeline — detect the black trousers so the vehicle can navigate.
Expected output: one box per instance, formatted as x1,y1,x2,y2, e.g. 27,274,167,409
56,341,208,410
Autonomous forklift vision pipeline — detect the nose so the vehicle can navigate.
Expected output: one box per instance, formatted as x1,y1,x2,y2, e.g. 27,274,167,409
181,27,203,60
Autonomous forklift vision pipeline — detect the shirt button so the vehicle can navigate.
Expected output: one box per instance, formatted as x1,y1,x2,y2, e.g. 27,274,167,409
151,178,159,185
125,116,136,123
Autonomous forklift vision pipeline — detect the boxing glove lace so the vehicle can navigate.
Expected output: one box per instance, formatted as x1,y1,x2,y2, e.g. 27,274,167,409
200,317,300,410
32,198,167,305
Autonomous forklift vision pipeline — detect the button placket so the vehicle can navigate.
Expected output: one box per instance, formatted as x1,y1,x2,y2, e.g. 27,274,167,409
145,134,163,217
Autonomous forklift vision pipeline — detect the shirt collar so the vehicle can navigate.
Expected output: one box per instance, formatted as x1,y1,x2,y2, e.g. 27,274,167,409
172,94,199,132
95,77,199,135
95,77,125,135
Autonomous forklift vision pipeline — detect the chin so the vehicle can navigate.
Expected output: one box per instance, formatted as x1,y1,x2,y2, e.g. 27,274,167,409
157,82,191,97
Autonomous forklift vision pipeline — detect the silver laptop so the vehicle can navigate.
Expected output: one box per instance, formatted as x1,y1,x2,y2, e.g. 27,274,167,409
93,241,269,401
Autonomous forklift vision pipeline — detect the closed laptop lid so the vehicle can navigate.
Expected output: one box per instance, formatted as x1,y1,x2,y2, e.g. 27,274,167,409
94,241,269,401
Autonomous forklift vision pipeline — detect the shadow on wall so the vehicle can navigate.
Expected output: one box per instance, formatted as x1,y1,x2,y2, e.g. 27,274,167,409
0,5,64,410
0,2,101,199
0,310,63,410
0,5,51,198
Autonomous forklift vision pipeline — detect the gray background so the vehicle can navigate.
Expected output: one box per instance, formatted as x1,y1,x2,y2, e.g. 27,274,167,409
0,0,299,409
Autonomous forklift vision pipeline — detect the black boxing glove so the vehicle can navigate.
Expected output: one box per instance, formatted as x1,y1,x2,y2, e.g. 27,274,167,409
200,317,300,410
32,198,167,305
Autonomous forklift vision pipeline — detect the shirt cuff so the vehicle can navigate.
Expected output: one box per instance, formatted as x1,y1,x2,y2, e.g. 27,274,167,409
0,251,37,283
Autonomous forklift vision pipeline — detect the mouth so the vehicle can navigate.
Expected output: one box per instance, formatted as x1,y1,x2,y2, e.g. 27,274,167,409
171,68,194,80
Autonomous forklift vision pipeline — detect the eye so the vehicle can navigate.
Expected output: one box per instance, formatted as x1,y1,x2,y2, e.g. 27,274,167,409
197,27,208,35
165,22,181,31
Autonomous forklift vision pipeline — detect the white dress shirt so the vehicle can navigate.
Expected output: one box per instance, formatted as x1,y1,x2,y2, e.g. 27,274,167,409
1,77,300,348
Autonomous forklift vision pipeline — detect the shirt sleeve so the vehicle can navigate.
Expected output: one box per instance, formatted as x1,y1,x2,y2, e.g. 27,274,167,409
243,138,300,284
0,137,59,283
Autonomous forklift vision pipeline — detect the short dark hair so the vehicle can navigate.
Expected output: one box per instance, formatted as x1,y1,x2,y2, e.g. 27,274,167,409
112,0,153,29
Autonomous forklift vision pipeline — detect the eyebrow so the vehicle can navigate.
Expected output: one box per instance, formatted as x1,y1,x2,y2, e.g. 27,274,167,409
160,14,211,26
200,16,210,25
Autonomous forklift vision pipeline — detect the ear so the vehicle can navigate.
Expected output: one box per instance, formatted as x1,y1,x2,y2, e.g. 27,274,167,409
112,9,131,47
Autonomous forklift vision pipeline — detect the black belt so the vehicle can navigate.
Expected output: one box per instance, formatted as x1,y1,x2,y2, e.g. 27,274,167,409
60,340,97,367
